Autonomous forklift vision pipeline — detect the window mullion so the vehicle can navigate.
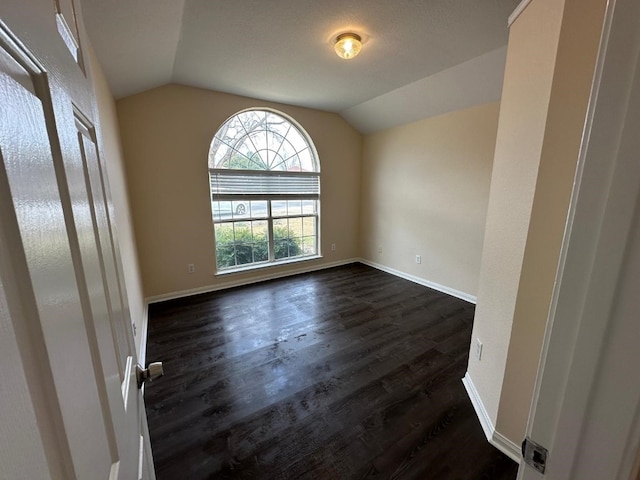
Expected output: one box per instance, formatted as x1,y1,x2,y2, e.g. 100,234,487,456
267,200,275,262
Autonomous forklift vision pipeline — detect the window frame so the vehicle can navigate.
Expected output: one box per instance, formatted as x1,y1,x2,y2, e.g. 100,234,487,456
209,108,321,274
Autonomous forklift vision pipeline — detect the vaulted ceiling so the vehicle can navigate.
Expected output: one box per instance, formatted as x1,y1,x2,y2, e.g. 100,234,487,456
80,0,519,133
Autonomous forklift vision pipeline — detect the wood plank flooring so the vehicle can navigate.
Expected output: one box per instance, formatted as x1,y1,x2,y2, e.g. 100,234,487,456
145,263,519,479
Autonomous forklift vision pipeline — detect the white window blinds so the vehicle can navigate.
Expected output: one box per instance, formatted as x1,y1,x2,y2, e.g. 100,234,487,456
209,169,320,198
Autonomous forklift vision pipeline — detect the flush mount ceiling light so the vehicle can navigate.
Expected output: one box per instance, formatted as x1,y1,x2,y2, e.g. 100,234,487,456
334,33,362,60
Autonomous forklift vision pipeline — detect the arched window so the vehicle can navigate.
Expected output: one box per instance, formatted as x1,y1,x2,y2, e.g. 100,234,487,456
209,109,320,271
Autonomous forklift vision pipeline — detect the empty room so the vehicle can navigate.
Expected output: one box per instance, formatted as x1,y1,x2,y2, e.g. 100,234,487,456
2,0,640,479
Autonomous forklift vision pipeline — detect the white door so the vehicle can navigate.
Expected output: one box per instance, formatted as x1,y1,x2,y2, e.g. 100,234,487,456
0,2,152,478
518,0,640,478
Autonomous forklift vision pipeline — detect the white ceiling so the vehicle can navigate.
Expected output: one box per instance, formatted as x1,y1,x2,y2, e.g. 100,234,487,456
80,0,519,133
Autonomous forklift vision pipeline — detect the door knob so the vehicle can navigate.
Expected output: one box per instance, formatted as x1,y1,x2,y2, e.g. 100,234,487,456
136,362,164,389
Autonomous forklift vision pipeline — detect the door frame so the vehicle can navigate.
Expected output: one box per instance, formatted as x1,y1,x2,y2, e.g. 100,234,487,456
519,0,640,477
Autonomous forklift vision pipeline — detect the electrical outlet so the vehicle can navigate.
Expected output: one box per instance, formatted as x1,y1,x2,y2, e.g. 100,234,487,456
475,338,483,361
187,263,195,273
416,255,421,264
378,245,383,254
331,243,336,251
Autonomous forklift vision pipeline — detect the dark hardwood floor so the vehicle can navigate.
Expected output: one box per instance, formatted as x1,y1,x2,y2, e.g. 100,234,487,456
145,263,518,479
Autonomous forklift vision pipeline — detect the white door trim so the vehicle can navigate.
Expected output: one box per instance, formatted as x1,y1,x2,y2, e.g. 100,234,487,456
519,0,640,477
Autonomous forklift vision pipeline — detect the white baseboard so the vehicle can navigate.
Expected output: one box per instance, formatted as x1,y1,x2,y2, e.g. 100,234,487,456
462,372,495,439
145,258,360,304
492,429,522,464
147,257,478,305
358,258,477,304
462,373,521,463
142,258,474,368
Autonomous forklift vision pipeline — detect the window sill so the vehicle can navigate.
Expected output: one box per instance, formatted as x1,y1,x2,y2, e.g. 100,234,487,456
214,255,323,276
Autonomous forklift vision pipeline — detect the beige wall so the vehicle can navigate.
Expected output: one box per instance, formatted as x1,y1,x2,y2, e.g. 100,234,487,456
117,85,362,298
468,0,565,432
360,103,499,298
496,0,607,442
468,0,607,445
87,44,147,356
